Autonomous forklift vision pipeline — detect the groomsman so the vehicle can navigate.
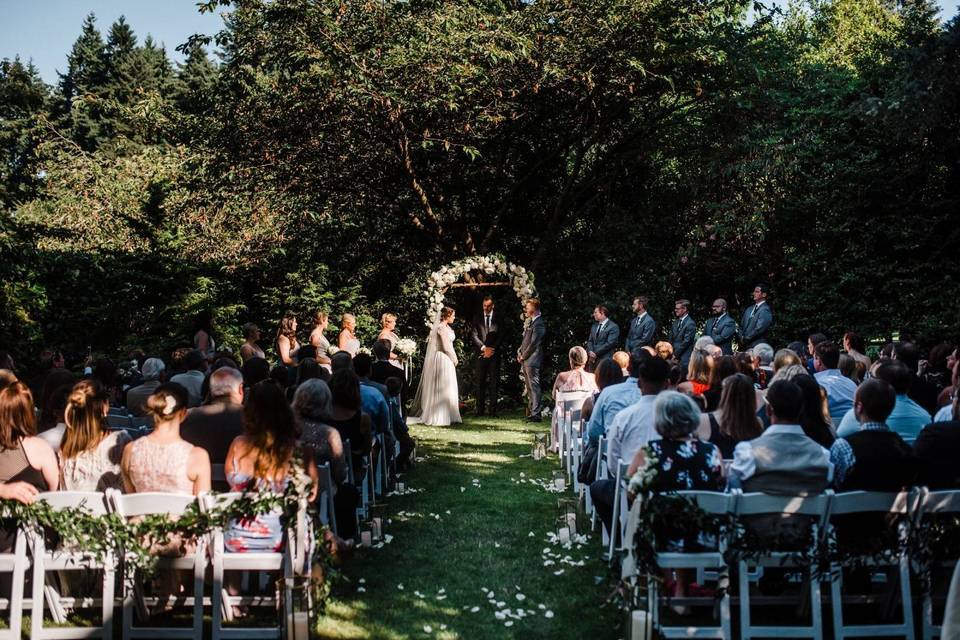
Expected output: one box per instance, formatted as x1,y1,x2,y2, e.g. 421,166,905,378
669,299,696,368
624,296,657,355
740,283,774,349
517,298,546,422
704,298,737,355
470,296,502,417
586,304,620,371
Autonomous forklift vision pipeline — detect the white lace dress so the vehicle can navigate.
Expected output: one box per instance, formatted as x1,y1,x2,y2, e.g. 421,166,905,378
61,430,131,492
409,324,461,426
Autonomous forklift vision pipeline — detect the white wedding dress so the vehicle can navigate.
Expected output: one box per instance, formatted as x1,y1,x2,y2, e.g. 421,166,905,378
409,323,461,426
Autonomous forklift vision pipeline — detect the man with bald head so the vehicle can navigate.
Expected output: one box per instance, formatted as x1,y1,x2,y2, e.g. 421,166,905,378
181,366,245,466
704,298,737,355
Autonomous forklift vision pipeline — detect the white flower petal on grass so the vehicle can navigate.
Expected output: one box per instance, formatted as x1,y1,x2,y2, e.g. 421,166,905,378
553,570,564,576
528,531,535,537
358,578,366,584
545,610,554,618
440,624,448,631
471,606,480,613
357,587,366,593
505,621,514,627
516,594,526,601
538,604,546,610
397,584,404,590
423,624,433,633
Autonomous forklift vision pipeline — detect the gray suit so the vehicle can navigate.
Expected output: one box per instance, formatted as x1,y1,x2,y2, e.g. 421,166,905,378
669,315,696,367
519,314,546,417
586,319,620,367
704,313,737,355
740,302,773,349
624,313,657,354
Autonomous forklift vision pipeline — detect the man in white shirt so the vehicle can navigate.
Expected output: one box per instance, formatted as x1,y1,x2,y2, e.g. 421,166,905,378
590,355,669,530
169,349,207,407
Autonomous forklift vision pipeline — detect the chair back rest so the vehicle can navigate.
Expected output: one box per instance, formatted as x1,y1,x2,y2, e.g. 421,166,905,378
129,415,153,430
107,490,196,519
317,462,333,495
733,490,832,522
829,490,912,517
106,414,132,430
37,491,109,516
616,460,630,486
674,490,731,515
108,407,129,417
343,440,355,479
560,393,590,416
919,489,960,517
212,464,227,486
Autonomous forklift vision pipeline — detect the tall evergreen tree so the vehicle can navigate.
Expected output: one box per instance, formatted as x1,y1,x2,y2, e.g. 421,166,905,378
174,42,217,114
57,13,107,150
0,57,50,209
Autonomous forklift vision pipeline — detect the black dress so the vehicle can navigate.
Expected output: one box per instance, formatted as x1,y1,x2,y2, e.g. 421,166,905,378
326,410,370,482
706,413,738,460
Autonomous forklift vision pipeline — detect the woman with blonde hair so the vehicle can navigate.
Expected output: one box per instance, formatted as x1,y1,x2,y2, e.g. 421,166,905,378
308,311,333,368
338,313,361,357
60,380,131,491
378,313,402,366
682,337,717,396
655,341,674,362
773,348,802,374
552,346,598,445
612,351,630,377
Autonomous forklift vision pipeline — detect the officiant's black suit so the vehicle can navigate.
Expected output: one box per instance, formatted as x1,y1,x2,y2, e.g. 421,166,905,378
471,311,503,416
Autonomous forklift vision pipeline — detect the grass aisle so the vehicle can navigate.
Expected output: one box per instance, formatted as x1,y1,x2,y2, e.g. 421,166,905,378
316,414,621,639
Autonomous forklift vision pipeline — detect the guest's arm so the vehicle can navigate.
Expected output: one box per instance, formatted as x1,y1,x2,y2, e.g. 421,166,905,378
326,429,348,484
0,481,39,504
23,437,59,491
725,442,755,491
189,447,212,495
278,335,295,366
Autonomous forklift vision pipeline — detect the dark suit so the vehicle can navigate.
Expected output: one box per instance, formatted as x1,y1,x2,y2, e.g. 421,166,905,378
624,313,657,354
471,312,503,415
371,360,408,405
739,302,773,349
586,319,620,370
704,313,737,355
669,315,696,368
518,314,546,418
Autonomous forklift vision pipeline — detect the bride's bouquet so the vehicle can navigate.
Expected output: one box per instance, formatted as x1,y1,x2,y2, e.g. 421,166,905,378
395,338,418,360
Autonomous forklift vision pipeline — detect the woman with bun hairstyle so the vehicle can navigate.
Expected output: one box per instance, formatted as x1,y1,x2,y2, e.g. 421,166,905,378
60,380,131,491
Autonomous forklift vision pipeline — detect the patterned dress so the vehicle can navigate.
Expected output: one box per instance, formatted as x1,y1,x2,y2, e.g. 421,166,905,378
223,463,289,553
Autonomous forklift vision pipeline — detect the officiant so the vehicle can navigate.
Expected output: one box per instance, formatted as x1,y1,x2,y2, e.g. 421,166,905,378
471,295,502,417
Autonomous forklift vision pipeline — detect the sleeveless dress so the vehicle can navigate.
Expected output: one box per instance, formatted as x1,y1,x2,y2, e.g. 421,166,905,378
0,441,49,551
223,459,288,553
379,330,403,369
340,332,361,357
327,411,368,482
61,430,131,491
706,413,738,460
124,438,195,493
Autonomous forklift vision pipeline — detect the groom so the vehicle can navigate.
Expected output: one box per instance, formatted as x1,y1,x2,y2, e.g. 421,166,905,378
470,296,502,417
517,298,546,422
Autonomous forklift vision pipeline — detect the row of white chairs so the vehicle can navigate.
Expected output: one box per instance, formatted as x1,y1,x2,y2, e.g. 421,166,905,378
0,464,334,640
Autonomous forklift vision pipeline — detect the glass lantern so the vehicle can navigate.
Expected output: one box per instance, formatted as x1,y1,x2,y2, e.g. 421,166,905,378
532,433,548,461
556,498,578,544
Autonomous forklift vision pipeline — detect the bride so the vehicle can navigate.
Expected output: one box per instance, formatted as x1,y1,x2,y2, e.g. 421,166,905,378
409,306,462,426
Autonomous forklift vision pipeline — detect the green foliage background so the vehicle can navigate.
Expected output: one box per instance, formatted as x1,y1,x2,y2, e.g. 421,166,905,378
1,0,959,374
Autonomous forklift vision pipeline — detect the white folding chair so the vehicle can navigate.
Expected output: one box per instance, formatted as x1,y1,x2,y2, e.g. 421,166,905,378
732,490,833,640
0,521,28,640
106,490,206,639
828,490,915,639
29,491,115,640
569,409,584,492
316,462,338,536
607,460,630,564
204,492,310,640
917,489,960,640
594,436,609,540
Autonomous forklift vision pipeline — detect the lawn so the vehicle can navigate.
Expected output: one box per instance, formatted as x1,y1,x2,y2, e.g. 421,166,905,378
315,414,622,639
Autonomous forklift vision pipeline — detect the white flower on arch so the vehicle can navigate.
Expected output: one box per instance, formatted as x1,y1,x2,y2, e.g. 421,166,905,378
422,254,537,327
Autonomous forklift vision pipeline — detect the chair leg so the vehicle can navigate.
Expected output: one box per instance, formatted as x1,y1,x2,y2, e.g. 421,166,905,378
193,549,205,639
29,534,44,639
899,553,915,639
720,577,732,640
831,563,845,640
739,561,752,640
102,556,115,640
810,569,823,640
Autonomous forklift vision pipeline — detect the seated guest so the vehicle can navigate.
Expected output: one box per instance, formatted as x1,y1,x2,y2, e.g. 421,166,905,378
238,323,265,363
836,360,931,439
91,359,123,407
843,331,871,380
0,382,59,498
813,341,858,426
591,356,669,530
180,367,245,465
385,376,415,471
751,343,775,388
121,383,211,494
680,337,716,396
787,341,809,371
585,352,645,445
806,333,828,375
770,363,808,384
224,381,319,552
830,378,915,491
612,351,631,378
895,342,939,415
655,341,674,362
286,357,322,401
552,346,598,446
702,355,738,411
914,411,960,489
269,364,290,387
921,342,954,392
126,358,165,415
241,356,270,389
28,348,65,402
60,380,130,491
773,349,803,375
838,353,860,384
327,368,373,480
351,353,390,436
794,374,836,449
37,374,74,451
371,339,403,384
580,358,622,425
696,373,763,459
169,350,207,407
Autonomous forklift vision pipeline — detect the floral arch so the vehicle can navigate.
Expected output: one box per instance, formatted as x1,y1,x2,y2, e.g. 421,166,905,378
424,254,537,327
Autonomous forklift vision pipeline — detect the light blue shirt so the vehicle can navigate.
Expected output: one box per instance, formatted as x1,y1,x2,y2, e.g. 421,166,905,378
934,404,954,423
835,394,932,439
606,394,659,471
814,369,858,427
586,377,641,444
359,385,389,435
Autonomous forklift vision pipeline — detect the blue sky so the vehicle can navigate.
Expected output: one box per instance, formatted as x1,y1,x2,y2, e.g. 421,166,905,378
3,0,959,85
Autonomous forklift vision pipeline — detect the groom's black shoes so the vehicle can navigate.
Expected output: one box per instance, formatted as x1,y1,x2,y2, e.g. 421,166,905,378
525,414,542,423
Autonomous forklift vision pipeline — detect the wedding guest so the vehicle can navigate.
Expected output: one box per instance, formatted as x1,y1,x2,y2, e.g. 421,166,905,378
340,352,389,437
239,323,265,363
223,381,319,552
751,343,775,386
37,368,75,436
269,364,290,387
934,359,958,421
169,349,207,407
121,383,211,495
378,313,401,361
836,360,931,439
91,359,123,407
193,310,217,360
60,380,130,491
914,411,960,489
126,357,165,416
842,331,871,379
471,296,502,417
794,374,836,448
386,377,415,471
681,337,716,396
773,349,803,374
702,355,739,411
895,342,939,415
612,351,631,378
327,368,373,479
338,313,361,357
291,379,359,538
552,347,598,444
787,341,810,370
241,357,270,389
739,284,773,349
704,298,737,355
806,333,828,375
838,353,860,384
586,305,620,371
813,341,858,426
586,352,644,444
655,341,674,362
924,343,956,393
624,296,657,354
696,373,763,459
308,312,333,368
276,311,301,375
518,298,546,422
669,299,696,368
28,348,65,401
581,359,624,424
181,367,245,465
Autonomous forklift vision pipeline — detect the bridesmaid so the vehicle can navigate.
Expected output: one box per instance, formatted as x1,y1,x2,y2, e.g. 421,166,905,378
338,314,361,357
378,313,401,366
309,311,333,369
276,312,300,385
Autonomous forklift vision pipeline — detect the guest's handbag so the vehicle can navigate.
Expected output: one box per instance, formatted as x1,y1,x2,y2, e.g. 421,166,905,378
578,441,599,484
